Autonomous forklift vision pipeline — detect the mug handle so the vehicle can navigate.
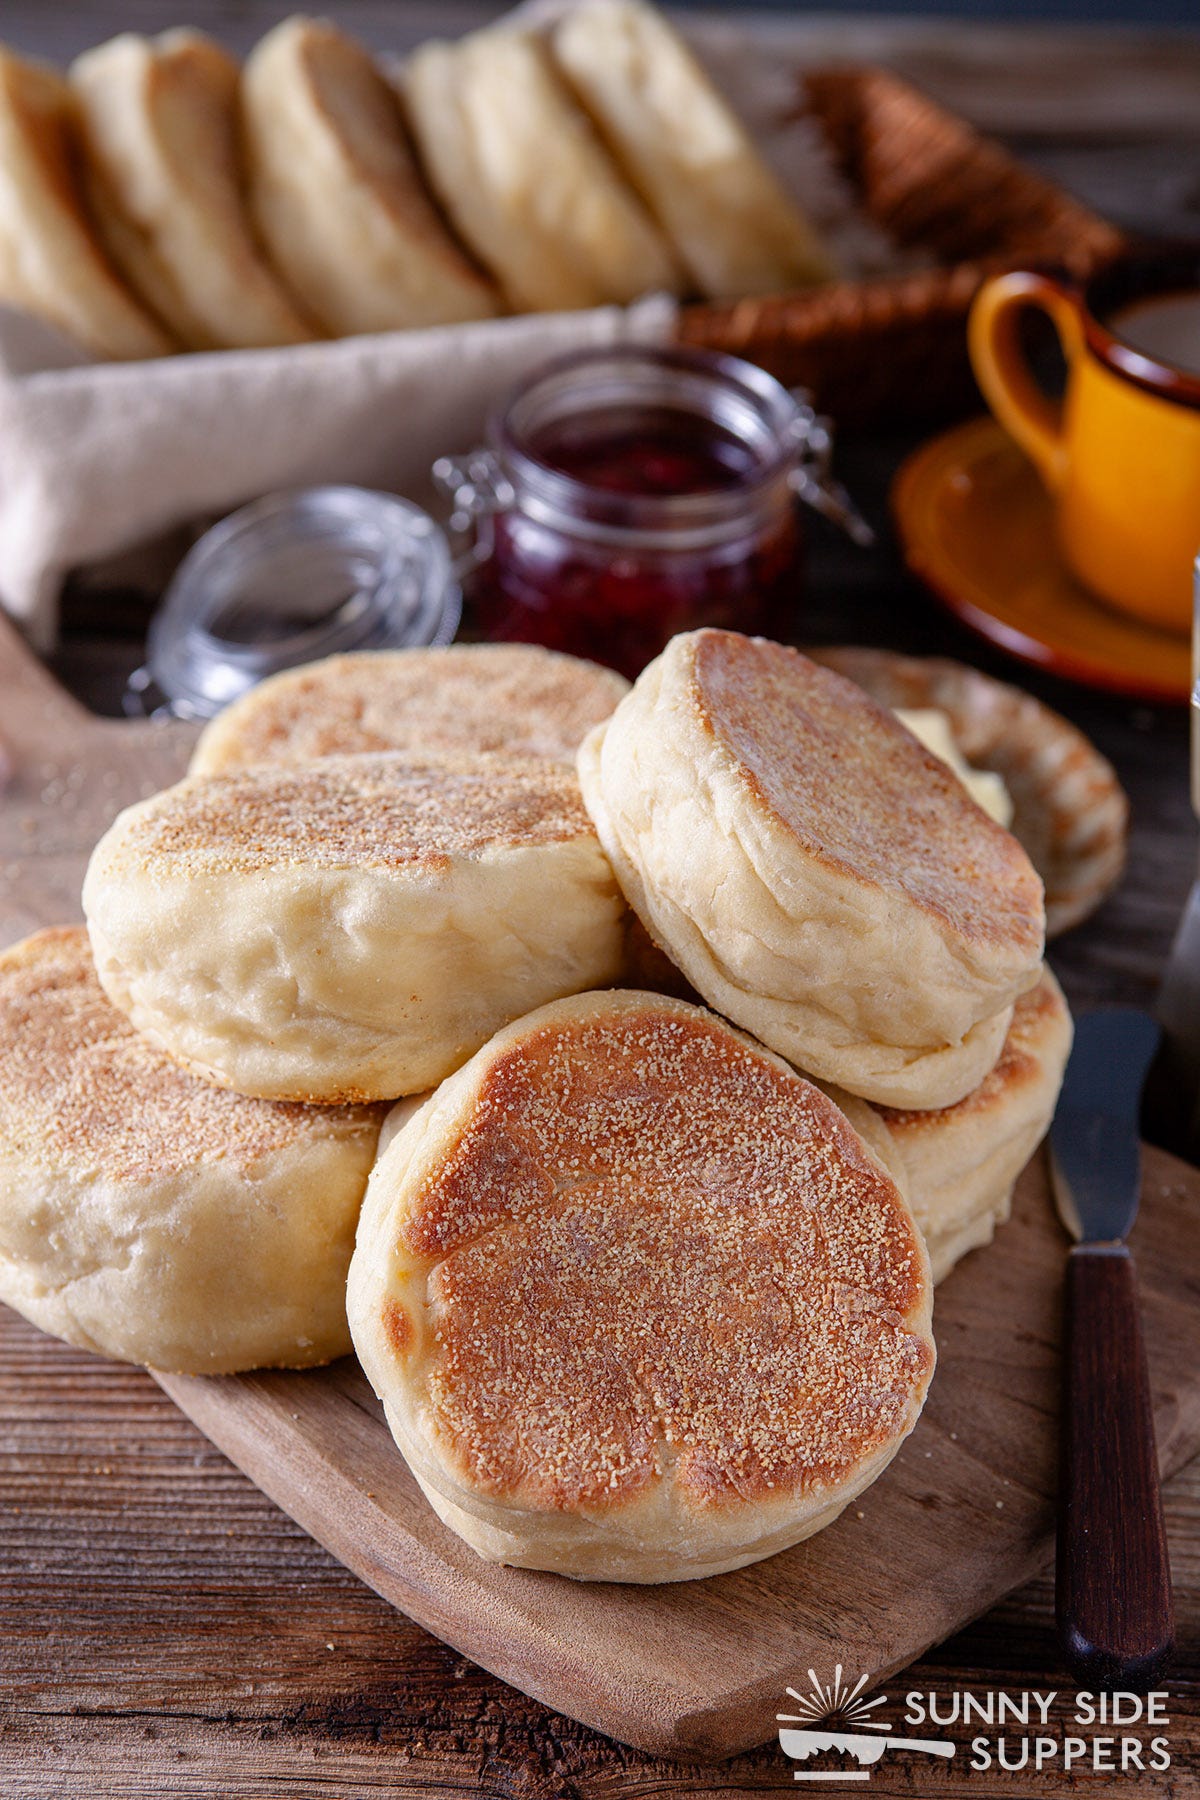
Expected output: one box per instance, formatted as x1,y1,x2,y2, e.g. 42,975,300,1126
968,270,1086,492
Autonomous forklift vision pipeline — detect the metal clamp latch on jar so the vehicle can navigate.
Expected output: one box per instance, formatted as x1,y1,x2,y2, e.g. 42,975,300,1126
431,452,514,574
785,392,876,547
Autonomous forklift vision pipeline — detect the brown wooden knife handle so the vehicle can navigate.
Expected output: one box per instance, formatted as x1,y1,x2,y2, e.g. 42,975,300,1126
1057,1244,1174,1690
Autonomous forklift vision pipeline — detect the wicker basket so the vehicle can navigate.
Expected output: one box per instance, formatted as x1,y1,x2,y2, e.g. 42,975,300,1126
678,67,1125,427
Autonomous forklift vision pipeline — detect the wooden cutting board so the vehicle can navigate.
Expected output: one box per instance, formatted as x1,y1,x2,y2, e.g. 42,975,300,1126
0,617,199,936
154,1158,1200,1761
2,613,1199,1762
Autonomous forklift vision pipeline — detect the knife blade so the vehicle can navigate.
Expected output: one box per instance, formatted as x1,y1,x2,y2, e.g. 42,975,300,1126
1050,1008,1159,1244
1048,1008,1174,1689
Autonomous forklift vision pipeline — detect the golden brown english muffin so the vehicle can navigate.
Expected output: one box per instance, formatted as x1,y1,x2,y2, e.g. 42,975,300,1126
189,644,630,775
578,630,1046,1111
830,968,1073,1282
242,15,498,335
0,927,383,1374
552,0,836,299
0,46,172,359
70,30,317,351
82,751,625,1104
403,26,681,313
348,989,935,1582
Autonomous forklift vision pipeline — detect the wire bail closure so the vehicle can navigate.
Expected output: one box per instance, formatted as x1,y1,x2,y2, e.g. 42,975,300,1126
786,391,876,547
431,452,515,577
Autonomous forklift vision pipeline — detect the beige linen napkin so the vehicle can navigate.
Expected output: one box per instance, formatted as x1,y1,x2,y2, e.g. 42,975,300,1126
0,295,677,651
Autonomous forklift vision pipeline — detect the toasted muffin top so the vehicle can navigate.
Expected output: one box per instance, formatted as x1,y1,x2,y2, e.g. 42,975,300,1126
0,927,378,1180
379,991,933,1515
92,751,599,879
688,630,1045,960
191,645,630,776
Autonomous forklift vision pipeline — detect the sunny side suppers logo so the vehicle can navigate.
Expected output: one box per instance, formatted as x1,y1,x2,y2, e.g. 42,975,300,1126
776,1666,1174,1783
777,1668,955,1781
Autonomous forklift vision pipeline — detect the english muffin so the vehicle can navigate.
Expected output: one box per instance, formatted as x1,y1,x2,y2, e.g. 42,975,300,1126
552,0,836,299
83,751,625,1103
189,644,630,775
832,967,1073,1282
349,989,935,1582
403,27,681,313
0,46,172,360
578,631,1045,1110
0,928,382,1373
242,17,497,336
71,30,317,351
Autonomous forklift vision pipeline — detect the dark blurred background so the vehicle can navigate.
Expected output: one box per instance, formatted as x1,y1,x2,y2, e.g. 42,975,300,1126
7,2,1200,65
690,0,1198,15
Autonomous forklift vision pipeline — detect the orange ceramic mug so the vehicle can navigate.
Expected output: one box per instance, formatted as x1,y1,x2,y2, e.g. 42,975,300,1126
968,247,1200,634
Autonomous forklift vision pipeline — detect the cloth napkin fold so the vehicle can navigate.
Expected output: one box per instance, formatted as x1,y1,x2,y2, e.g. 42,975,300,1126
0,295,677,651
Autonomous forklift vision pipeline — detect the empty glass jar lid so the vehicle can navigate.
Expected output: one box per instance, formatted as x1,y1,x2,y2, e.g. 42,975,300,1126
132,486,460,719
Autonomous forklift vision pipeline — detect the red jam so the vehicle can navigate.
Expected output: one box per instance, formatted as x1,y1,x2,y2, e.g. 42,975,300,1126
465,354,805,678
530,412,757,494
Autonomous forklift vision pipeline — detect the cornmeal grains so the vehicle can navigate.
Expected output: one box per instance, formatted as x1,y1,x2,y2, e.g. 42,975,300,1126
0,928,382,1373
349,990,935,1582
190,644,630,775
83,751,625,1102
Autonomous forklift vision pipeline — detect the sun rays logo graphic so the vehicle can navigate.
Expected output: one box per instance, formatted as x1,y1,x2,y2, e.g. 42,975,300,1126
777,1665,955,1782
781,1666,891,1733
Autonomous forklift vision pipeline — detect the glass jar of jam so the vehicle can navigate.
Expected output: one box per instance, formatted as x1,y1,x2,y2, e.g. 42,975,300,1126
434,346,869,678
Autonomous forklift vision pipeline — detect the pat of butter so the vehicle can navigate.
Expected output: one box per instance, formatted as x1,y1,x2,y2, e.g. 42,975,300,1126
895,707,1013,828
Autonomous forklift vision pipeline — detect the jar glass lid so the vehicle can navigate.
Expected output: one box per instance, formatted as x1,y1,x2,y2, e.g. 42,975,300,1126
134,486,460,719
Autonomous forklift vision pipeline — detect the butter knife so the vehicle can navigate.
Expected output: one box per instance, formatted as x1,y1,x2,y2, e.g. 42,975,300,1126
1049,1008,1174,1688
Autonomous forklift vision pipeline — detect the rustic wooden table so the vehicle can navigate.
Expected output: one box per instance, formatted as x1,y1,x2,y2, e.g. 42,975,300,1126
3,7,1200,1797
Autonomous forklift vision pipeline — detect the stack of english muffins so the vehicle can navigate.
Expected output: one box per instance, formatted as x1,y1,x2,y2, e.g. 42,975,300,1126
0,0,840,361
0,633,1070,1583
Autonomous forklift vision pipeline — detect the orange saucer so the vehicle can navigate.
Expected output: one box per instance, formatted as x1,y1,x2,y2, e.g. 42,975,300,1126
892,416,1192,705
